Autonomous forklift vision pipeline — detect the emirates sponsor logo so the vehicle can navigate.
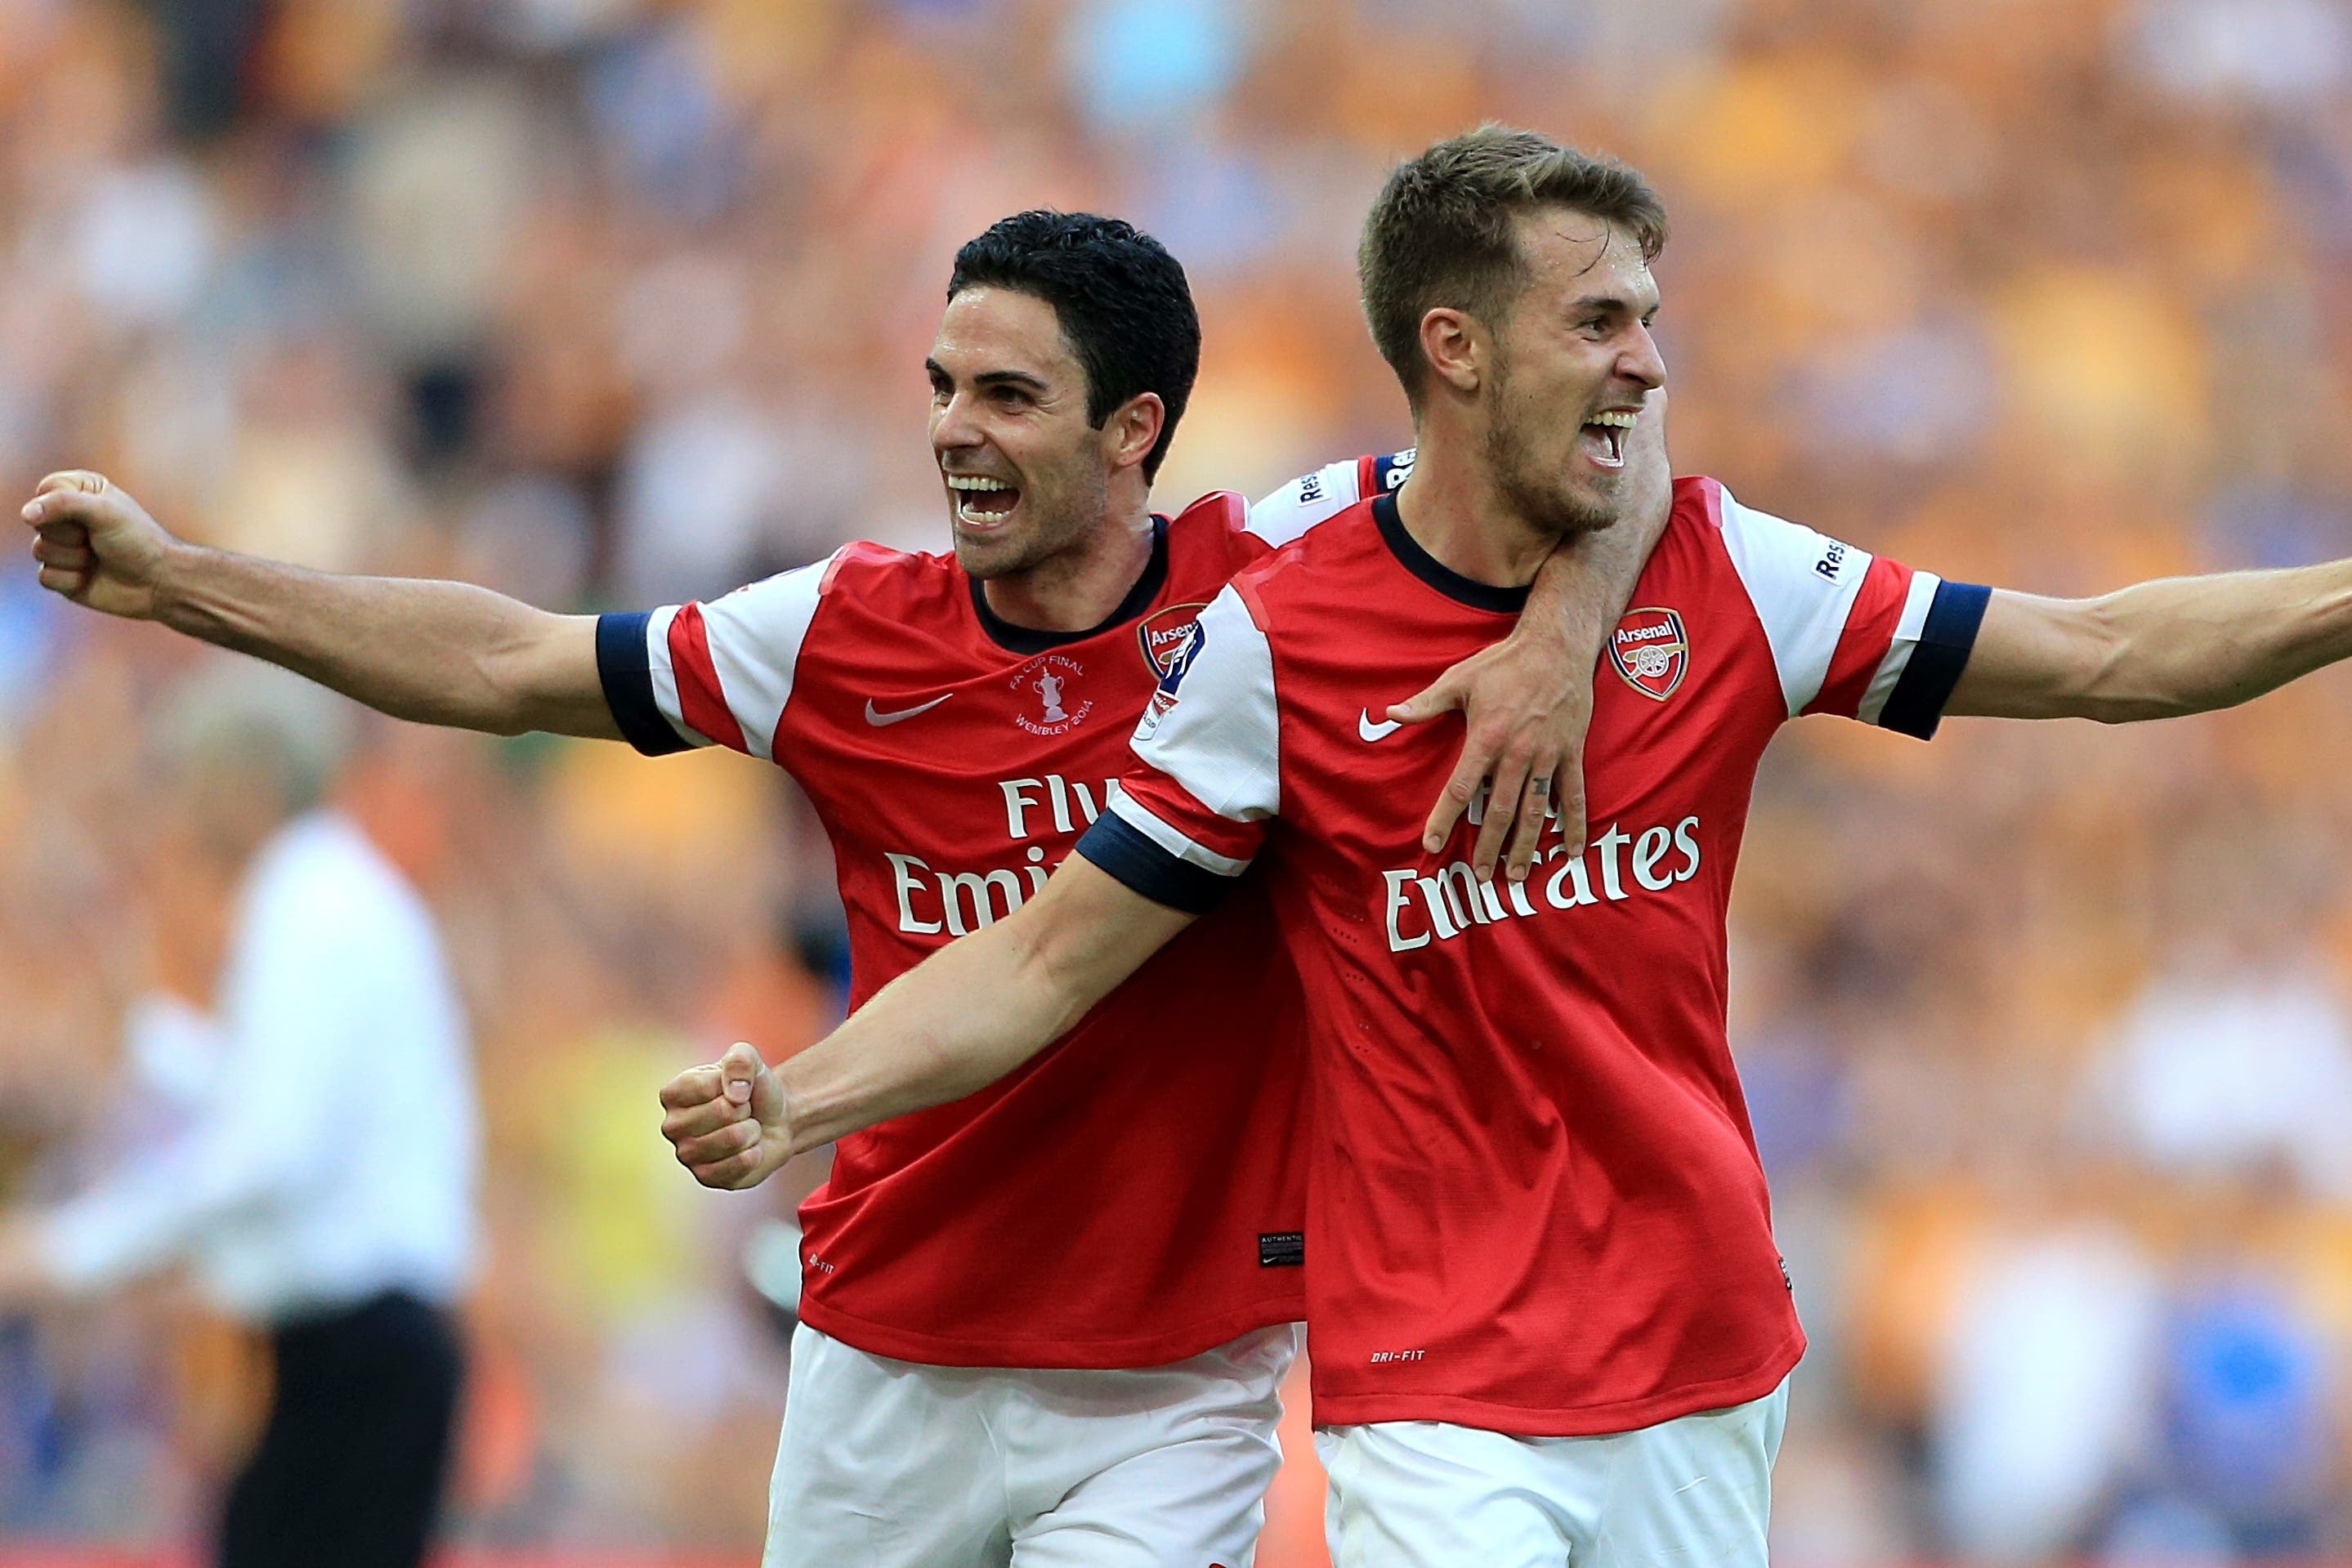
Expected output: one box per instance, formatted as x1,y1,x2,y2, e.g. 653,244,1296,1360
883,774,1115,937
1380,815,1703,953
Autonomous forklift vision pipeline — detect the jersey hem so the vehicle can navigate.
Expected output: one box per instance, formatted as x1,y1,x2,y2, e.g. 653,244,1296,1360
798,1291,1307,1371
1308,1326,1805,1438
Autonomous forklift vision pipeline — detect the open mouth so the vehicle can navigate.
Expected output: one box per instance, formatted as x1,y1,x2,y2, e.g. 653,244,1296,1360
946,473,1022,527
1578,409,1636,471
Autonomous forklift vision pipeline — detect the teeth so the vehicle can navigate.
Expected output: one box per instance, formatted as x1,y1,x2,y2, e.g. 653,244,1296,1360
1587,410,1637,428
946,475,1012,491
957,500,1008,525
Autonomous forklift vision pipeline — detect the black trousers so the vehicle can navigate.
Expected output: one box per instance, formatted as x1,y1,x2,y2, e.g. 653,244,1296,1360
217,1291,465,1568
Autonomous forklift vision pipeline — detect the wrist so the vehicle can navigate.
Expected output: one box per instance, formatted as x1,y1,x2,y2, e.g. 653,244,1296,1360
1506,611,1583,659
148,539,208,624
773,1079,810,1167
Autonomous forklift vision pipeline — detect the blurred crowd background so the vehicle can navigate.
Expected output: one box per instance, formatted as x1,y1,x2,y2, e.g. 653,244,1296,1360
5,0,2352,1561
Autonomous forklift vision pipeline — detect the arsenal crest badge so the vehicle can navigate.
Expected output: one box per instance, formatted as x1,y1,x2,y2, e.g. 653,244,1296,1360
1134,602,1210,739
1137,602,1210,681
1609,606,1689,701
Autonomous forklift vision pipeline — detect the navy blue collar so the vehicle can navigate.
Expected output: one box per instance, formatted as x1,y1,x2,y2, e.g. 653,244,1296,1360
1372,493,1529,613
969,516,1170,654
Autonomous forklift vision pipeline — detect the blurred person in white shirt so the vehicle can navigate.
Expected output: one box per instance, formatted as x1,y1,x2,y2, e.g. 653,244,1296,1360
0,659,480,1568
2091,840,2352,1199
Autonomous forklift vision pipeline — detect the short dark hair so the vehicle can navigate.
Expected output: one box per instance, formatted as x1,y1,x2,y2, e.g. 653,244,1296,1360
947,211,1200,483
1359,126,1668,409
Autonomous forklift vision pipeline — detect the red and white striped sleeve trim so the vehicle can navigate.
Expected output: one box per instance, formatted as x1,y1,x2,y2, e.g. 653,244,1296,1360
1701,478,1983,738
619,550,838,761
1804,554,1920,721
1106,775,1262,876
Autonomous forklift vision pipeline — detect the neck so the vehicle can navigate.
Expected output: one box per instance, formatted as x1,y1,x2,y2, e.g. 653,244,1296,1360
979,496,1156,632
1390,424,1563,589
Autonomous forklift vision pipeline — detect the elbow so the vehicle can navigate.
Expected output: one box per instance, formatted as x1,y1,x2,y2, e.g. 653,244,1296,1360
479,704,537,739
465,646,550,735
2081,698,2184,726
1002,918,1088,1040
998,901,1110,1043
2071,597,2200,724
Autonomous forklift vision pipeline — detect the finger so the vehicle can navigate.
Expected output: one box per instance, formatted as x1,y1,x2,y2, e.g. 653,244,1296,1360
691,1146,767,1191
24,474,108,524
31,537,92,573
1470,748,1534,880
1503,760,1562,883
1387,671,1462,726
718,1040,764,1106
1554,759,1588,856
658,1064,727,1110
1420,744,1490,855
672,1119,761,1168
34,519,90,548
36,565,88,596
661,1096,747,1142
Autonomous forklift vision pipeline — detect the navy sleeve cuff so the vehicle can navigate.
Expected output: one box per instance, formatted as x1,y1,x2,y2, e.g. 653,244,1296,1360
596,612,696,757
1075,812,1235,915
1879,581,1991,741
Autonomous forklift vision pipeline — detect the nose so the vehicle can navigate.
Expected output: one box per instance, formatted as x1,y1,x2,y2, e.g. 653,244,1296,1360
1619,323,1668,392
932,389,984,453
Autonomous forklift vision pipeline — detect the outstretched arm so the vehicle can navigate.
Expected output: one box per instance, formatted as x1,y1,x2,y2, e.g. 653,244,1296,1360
1948,561,2352,721
21,471,616,738
1388,393,1675,880
660,856,1193,1189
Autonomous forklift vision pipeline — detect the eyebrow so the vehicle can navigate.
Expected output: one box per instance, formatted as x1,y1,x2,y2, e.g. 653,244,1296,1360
1567,293,1659,314
925,359,1050,391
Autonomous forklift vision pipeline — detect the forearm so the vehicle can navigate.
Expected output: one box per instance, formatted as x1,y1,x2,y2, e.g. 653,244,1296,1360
1524,506,1665,657
776,915,1099,1155
2077,561,2352,721
157,544,615,736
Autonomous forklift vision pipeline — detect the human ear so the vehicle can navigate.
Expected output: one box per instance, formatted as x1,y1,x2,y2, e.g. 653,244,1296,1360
1419,308,1485,396
1103,392,1165,474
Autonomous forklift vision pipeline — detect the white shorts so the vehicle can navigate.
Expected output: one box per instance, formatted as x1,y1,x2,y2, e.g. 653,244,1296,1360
764,1320,1302,1568
1315,1378,1790,1568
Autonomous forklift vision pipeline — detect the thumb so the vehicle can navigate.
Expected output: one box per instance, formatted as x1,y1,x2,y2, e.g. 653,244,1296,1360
719,1042,766,1106
1386,672,1463,726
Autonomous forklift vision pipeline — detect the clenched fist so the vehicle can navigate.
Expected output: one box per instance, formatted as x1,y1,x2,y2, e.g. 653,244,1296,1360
19,471,180,620
660,1041,794,1190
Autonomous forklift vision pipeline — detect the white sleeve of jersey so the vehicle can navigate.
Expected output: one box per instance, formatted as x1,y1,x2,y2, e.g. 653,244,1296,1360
607,548,838,760
1713,485,1879,717
1245,458,1366,547
1247,448,1415,547
1106,586,1281,877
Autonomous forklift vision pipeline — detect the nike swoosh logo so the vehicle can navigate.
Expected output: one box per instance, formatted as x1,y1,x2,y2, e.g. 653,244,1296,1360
1358,709,1403,742
864,695,954,727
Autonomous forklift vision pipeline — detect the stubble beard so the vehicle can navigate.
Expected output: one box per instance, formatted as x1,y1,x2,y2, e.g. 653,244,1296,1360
1486,399,1621,540
955,462,1108,584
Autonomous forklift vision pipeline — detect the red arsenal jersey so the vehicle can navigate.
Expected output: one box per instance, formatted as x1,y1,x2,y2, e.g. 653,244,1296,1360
1079,476,1989,1432
596,485,1362,1368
